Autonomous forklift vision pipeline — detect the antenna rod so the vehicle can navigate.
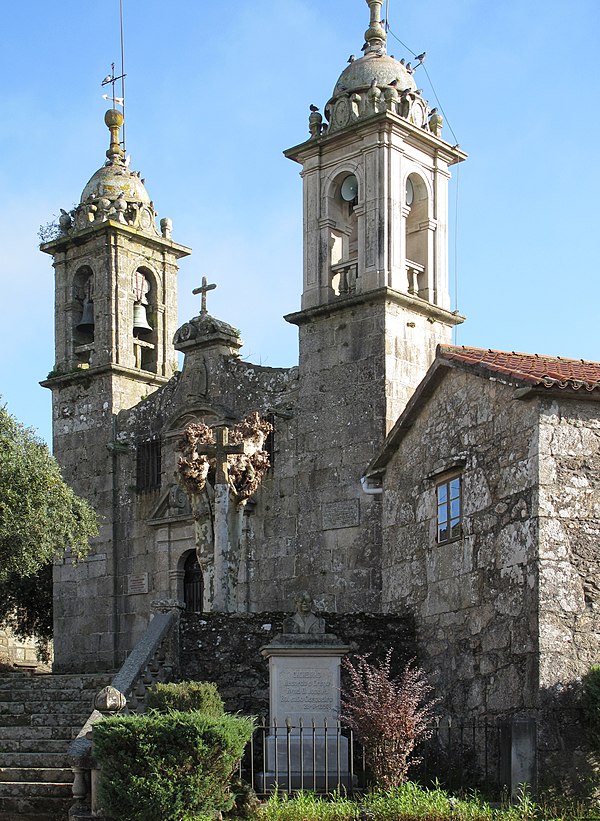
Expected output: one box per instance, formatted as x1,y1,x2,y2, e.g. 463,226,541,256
119,0,126,151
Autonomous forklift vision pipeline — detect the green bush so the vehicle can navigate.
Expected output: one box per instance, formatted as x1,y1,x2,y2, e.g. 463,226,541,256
93,709,253,821
147,680,225,716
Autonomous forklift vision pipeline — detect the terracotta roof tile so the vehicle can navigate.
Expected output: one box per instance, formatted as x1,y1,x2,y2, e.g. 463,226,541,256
438,345,600,393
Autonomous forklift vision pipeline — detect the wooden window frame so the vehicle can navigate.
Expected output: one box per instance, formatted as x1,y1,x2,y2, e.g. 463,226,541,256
436,471,462,544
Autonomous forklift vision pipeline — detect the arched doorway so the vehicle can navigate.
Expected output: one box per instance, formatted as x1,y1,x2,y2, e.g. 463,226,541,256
183,552,203,613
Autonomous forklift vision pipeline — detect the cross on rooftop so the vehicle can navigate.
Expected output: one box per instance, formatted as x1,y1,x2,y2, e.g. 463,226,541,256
192,277,217,315
193,424,244,485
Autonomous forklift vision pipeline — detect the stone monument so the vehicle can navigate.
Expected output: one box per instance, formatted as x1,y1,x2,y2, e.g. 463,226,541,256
260,593,351,790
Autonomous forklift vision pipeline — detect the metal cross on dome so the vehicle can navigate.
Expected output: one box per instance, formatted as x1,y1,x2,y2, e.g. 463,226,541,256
192,277,217,315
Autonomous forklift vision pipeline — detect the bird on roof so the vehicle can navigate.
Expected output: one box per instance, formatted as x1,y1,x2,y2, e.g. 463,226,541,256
400,58,405,65
309,104,320,112
361,42,368,51
429,107,438,115
415,52,426,63
389,79,398,87
348,54,356,63
406,62,413,73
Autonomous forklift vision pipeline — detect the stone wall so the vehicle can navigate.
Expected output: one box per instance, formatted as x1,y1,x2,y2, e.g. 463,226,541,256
536,396,600,786
381,367,541,721
179,611,415,716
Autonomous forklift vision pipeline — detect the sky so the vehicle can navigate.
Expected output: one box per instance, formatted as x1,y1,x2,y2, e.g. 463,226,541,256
1,0,599,446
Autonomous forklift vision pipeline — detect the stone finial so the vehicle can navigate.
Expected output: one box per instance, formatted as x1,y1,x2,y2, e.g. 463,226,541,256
429,108,444,137
104,108,125,164
160,217,173,239
364,0,387,55
94,685,127,714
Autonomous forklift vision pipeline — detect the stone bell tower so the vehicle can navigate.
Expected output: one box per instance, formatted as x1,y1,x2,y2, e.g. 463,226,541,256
284,0,466,611
40,109,190,671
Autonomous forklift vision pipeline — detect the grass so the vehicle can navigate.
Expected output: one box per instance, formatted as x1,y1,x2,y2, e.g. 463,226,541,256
233,782,600,821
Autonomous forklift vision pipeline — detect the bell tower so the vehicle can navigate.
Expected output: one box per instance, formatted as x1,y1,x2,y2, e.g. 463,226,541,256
42,109,190,392
40,109,190,671
284,0,466,611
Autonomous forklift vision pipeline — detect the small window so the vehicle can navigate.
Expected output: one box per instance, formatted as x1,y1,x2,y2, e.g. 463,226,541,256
136,438,161,493
436,473,462,543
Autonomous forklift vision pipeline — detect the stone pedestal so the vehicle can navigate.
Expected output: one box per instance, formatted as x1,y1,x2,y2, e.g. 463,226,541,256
260,633,351,790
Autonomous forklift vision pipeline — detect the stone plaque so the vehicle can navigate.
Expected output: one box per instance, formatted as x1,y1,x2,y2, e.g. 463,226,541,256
322,499,359,530
127,573,149,595
269,654,342,726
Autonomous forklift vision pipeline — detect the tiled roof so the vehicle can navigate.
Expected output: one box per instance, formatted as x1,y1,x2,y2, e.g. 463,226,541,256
439,345,600,392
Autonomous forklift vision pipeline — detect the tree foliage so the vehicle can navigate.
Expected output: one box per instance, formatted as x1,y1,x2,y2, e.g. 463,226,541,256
0,403,98,640
340,650,439,789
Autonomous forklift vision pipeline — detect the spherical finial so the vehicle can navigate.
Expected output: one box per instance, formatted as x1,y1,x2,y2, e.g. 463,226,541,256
104,109,125,163
104,108,124,130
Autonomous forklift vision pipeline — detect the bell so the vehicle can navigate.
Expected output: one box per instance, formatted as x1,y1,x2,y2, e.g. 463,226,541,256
133,301,153,336
76,299,95,333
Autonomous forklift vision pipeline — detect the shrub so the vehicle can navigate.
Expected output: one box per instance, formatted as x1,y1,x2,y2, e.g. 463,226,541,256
340,651,438,789
93,709,253,821
147,680,224,716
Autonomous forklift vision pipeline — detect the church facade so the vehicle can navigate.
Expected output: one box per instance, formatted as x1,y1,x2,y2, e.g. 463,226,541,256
40,0,597,787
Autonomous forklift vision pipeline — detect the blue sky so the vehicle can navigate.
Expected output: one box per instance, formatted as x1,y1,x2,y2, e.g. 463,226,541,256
1,0,599,445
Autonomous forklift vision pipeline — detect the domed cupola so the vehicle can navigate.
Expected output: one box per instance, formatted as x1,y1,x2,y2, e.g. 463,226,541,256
57,109,165,237
310,0,437,137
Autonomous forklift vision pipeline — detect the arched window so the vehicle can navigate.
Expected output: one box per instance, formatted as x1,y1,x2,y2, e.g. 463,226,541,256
405,173,429,299
133,267,158,372
183,552,203,613
327,173,359,296
72,266,95,364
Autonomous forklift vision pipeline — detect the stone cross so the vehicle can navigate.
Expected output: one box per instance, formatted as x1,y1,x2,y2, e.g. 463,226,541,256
189,424,244,612
192,276,217,315
192,425,244,485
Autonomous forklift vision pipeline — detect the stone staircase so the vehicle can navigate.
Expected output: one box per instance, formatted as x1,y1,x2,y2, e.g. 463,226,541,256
0,672,109,821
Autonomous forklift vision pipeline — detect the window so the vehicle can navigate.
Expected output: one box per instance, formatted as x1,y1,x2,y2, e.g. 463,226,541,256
436,473,462,543
136,438,161,493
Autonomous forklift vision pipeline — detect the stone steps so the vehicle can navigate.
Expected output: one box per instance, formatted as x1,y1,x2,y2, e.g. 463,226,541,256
0,672,109,820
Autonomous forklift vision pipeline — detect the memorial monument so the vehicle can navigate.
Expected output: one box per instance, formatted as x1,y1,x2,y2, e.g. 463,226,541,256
260,594,351,789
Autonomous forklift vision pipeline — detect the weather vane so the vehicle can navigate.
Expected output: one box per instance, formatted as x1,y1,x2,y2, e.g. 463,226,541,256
101,63,126,109
100,0,127,150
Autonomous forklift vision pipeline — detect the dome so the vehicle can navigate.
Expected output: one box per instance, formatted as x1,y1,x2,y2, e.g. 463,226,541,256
333,53,417,99
81,164,151,205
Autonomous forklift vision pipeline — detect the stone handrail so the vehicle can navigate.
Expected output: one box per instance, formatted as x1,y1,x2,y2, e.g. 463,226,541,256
68,607,180,819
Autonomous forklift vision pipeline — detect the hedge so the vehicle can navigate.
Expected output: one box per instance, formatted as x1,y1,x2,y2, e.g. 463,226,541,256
93,709,254,821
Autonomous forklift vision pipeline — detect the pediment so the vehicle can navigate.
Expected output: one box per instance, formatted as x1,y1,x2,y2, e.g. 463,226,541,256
147,483,193,527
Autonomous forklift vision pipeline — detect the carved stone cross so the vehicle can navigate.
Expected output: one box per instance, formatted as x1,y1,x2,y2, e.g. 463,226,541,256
193,424,244,485
192,276,217,315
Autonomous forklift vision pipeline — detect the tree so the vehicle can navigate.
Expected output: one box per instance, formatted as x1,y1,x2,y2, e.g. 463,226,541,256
340,650,439,788
0,403,97,646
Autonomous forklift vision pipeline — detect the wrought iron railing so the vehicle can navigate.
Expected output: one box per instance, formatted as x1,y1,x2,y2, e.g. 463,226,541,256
241,719,363,795
243,716,523,799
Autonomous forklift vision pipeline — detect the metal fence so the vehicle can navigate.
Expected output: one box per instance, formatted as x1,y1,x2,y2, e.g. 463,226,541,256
242,717,506,797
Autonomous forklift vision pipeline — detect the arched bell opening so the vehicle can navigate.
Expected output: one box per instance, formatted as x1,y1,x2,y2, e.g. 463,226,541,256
404,173,430,300
132,266,158,373
326,172,359,297
182,550,204,613
72,266,95,365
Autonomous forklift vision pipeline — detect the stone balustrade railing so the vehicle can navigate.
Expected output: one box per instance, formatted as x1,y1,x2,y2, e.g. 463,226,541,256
67,605,180,819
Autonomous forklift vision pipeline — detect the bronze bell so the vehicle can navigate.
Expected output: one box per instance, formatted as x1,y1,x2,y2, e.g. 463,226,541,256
76,299,95,333
133,301,153,336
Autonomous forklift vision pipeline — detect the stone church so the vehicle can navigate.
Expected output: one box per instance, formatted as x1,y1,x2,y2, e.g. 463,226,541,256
39,0,598,786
